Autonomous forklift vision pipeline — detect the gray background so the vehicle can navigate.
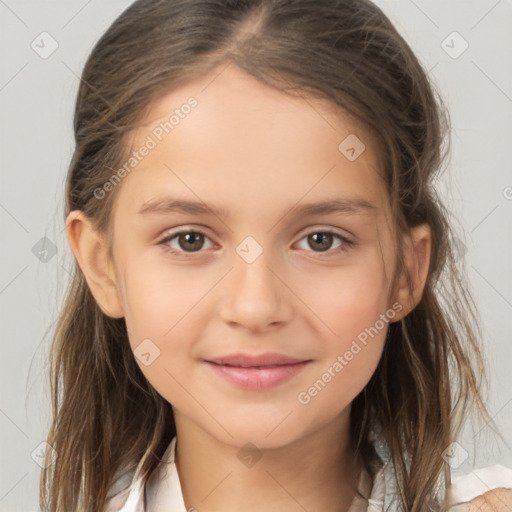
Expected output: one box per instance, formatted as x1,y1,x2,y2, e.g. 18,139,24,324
1,0,511,509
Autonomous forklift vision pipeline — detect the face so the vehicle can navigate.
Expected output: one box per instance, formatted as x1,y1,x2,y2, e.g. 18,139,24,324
106,64,403,449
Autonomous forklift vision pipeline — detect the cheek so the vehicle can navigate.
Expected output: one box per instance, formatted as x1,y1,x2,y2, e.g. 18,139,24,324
296,302,388,424
298,249,390,340
121,256,210,341
295,251,390,398
118,257,216,400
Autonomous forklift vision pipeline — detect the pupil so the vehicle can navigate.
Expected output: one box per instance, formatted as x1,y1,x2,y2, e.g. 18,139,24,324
309,232,332,251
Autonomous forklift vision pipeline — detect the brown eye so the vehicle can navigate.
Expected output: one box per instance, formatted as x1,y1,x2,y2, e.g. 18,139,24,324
177,232,205,252
160,229,214,254
296,230,354,255
307,232,334,252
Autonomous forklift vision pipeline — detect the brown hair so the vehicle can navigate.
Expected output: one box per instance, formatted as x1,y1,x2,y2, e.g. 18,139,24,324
40,0,493,510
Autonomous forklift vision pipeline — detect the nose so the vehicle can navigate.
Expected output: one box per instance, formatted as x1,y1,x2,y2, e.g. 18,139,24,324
219,247,293,332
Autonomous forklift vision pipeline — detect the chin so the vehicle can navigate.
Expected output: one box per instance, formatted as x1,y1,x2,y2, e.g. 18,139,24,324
197,414,314,452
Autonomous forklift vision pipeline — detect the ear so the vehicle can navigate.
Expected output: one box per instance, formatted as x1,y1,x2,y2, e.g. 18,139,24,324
66,210,124,318
391,223,431,322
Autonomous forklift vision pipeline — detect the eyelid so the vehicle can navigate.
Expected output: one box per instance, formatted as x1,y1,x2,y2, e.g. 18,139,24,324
157,225,211,241
157,224,355,257
158,224,354,243
294,225,355,243
157,226,215,253
293,227,355,256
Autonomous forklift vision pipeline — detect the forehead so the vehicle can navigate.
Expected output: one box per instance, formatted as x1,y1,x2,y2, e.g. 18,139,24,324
116,64,388,219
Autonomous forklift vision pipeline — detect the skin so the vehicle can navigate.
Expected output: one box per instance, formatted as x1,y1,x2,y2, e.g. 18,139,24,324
67,64,432,511
468,489,512,510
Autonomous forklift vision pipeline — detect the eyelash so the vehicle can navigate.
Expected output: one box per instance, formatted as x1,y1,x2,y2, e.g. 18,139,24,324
157,227,355,258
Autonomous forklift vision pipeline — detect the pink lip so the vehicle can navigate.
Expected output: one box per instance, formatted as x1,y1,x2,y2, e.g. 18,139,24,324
204,353,311,391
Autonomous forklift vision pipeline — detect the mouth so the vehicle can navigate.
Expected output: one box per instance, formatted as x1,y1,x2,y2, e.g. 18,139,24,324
206,352,309,367
203,353,311,390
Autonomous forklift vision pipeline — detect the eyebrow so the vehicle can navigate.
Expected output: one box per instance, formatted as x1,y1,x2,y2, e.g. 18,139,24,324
137,197,376,219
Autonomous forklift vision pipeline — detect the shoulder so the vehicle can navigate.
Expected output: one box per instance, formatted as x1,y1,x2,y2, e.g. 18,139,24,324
446,464,512,511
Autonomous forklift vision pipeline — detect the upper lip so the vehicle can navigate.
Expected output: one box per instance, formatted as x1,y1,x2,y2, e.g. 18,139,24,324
205,353,310,367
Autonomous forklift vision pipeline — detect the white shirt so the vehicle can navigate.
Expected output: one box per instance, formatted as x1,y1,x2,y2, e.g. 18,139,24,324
105,436,512,512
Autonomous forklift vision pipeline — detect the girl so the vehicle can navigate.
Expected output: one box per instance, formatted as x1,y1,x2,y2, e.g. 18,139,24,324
40,0,512,511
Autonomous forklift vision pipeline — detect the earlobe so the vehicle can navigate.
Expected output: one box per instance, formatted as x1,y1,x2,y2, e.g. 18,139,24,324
392,223,432,322
66,210,124,319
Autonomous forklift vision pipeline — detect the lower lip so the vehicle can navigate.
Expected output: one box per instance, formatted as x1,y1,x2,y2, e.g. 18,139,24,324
204,361,310,390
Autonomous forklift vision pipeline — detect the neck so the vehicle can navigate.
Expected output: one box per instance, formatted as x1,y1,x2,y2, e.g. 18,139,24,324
172,409,366,512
